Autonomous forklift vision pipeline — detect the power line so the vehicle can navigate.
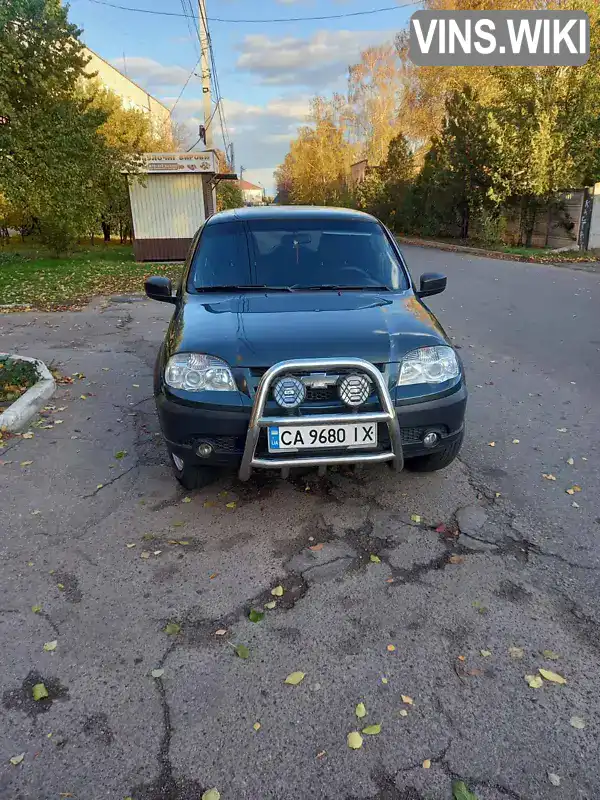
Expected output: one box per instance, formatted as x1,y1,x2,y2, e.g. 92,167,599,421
87,0,421,24
170,57,200,113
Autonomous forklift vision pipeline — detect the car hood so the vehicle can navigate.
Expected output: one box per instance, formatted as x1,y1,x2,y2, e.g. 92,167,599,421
168,290,448,367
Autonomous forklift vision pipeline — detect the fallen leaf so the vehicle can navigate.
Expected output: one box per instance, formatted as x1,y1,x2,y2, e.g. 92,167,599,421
20,460,33,467
480,650,492,657
32,605,42,613
566,457,574,466
235,644,250,659
151,669,164,678
370,554,381,563
572,501,580,508
32,683,49,701
203,500,215,508
488,442,496,447
132,384,140,388
355,702,367,719
218,491,228,498
140,551,151,559
387,644,396,652
80,395,87,400
316,750,326,758
362,724,381,735
126,543,136,549
57,583,64,590
539,668,566,685
284,671,305,685
10,754,25,766
385,578,394,583
201,790,220,800
457,655,466,662
422,759,431,769
163,622,181,636
271,585,284,597
449,555,464,564
557,427,567,433
22,432,34,439
401,695,414,705
264,601,277,610
172,521,185,527
347,731,363,749
226,501,236,509
209,573,218,580
182,497,191,503
115,450,127,459
548,773,561,787
495,492,501,498
512,439,520,444
509,646,525,659
566,488,575,495
215,629,227,636
249,609,264,623
525,674,544,689
96,484,103,490
309,543,324,551
570,716,586,729
253,722,261,731
452,781,479,800
399,709,408,717
153,550,162,556
43,640,57,652
542,473,557,481
410,514,421,523
542,649,560,660
572,485,582,492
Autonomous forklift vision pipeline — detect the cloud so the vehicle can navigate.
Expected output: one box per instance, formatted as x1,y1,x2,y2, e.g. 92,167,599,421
111,56,195,88
236,28,394,87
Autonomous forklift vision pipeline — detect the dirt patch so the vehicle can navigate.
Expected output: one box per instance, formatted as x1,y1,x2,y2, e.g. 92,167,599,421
3,670,69,717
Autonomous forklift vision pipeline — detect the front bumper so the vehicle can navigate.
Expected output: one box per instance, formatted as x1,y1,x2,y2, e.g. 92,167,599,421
156,372,467,476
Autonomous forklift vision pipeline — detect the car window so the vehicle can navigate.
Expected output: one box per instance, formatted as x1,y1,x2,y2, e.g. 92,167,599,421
189,218,408,290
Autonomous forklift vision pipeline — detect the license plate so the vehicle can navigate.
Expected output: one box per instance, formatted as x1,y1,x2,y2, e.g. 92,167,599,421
268,423,377,452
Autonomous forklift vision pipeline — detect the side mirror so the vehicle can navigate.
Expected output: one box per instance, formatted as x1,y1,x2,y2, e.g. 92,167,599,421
417,272,447,298
145,276,176,304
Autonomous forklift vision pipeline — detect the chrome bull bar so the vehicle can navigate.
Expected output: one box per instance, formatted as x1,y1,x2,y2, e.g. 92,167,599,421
238,357,404,482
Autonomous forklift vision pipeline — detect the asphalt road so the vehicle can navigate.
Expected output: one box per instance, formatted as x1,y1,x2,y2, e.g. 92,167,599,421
1,248,599,800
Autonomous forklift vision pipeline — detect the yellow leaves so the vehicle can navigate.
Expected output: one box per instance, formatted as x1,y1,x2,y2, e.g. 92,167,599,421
43,640,57,652
541,649,560,660
20,460,33,467
480,649,492,658
284,671,305,686
253,722,261,731
355,702,367,719
410,514,421,523
347,731,363,749
151,669,165,678
387,644,396,652
126,543,136,549
32,683,49,701
566,457,574,466
399,709,408,717
214,629,227,636
264,601,277,610
271,585,284,597
512,439,520,444
566,485,582,495
449,555,464,564
361,724,381,735
225,501,236,509
401,695,414,705
422,759,431,769
487,441,496,447
201,790,220,800
509,646,524,660
542,473,556,481
570,716,586,729
525,674,543,689
182,496,191,503
10,754,25,766
538,668,566,685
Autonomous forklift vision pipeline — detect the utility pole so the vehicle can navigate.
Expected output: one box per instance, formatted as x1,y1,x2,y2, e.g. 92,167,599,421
198,0,213,149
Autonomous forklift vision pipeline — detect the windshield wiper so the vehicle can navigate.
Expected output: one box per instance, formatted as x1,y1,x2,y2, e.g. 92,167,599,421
196,284,293,292
290,284,391,291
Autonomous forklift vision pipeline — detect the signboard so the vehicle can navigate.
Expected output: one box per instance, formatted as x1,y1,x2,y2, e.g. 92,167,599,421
139,151,216,174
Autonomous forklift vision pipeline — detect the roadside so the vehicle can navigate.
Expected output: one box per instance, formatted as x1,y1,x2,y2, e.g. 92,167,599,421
395,235,600,272
0,243,181,311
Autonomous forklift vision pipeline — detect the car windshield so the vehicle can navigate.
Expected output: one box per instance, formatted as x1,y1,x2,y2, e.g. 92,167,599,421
189,218,408,291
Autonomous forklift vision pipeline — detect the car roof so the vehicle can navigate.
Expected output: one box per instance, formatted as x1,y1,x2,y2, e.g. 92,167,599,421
206,205,379,225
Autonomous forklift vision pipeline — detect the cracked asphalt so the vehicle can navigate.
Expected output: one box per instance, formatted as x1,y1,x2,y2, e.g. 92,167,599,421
1,247,600,800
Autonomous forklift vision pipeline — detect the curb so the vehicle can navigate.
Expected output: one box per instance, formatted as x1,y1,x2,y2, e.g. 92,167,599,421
395,236,600,272
0,354,56,432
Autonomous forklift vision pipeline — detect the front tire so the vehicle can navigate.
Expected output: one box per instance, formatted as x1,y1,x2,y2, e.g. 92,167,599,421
404,431,464,473
168,449,218,490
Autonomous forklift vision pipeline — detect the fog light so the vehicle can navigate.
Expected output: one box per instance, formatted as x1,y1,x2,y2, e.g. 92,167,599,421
423,431,439,448
197,442,213,458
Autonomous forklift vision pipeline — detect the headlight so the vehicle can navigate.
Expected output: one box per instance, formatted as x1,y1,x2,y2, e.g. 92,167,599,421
398,346,460,386
165,353,236,392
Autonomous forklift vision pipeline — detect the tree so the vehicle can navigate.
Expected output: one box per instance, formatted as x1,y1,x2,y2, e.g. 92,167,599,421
217,181,243,211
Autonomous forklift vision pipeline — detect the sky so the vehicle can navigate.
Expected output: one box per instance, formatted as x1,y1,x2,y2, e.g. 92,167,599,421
68,0,420,194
